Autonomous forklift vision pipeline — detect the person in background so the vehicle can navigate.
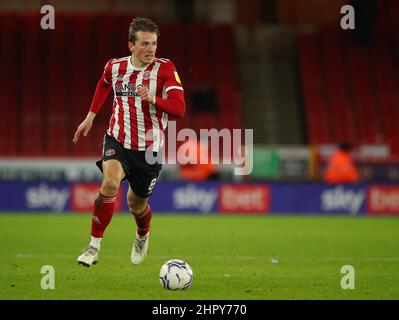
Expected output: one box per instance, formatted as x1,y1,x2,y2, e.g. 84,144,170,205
179,139,219,181
324,142,359,183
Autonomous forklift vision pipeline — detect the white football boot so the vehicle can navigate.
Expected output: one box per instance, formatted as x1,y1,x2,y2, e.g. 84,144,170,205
77,245,99,267
131,232,149,265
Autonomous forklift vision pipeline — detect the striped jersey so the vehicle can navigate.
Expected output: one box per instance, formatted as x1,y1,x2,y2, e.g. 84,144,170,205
102,56,184,152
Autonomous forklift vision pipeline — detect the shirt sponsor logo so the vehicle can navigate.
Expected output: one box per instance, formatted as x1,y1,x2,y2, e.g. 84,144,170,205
114,83,150,97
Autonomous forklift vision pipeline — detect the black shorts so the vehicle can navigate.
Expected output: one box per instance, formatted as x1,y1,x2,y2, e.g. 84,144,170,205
96,134,162,198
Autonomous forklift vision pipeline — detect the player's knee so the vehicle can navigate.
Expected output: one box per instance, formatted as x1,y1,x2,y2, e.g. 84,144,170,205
101,177,120,196
128,198,148,216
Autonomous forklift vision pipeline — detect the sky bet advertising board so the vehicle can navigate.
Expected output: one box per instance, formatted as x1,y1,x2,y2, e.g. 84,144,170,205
0,181,397,215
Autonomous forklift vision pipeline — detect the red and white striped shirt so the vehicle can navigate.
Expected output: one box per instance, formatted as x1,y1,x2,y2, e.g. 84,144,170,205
91,56,185,152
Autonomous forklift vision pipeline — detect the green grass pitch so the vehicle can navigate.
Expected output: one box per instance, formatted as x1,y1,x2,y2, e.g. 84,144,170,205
0,213,398,300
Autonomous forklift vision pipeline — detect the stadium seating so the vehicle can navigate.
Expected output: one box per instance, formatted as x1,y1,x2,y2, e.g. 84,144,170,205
19,14,45,156
299,1,399,154
0,13,19,155
45,13,68,156
298,33,331,144
346,38,382,144
6,4,399,157
0,13,241,157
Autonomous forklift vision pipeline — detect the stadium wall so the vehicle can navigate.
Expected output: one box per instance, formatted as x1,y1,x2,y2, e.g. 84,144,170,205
1,181,398,216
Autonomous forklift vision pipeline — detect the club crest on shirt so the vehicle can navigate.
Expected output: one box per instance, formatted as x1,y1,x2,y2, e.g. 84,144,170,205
143,71,151,80
105,149,115,157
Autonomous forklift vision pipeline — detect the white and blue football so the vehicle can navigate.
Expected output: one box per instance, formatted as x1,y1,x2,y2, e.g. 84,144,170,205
159,259,193,290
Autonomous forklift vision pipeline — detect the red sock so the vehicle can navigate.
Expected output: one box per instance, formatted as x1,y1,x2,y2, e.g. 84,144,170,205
91,192,116,238
133,204,152,237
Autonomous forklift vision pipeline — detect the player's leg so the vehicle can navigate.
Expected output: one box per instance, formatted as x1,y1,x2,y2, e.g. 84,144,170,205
127,186,151,235
126,150,161,265
78,159,125,267
127,186,152,264
90,159,124,240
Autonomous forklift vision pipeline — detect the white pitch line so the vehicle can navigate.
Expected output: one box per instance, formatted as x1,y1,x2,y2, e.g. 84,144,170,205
13,254,399,262
324,257,399,262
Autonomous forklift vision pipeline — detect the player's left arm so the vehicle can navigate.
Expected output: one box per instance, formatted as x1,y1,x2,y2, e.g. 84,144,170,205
137,62,186,118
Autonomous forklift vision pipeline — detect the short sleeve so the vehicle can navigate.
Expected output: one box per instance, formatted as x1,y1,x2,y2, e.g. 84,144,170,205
163,61,184,94
103,59,113,85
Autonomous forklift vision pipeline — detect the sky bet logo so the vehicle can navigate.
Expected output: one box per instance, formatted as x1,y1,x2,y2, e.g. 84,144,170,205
321,186,365,215
115,83,149,97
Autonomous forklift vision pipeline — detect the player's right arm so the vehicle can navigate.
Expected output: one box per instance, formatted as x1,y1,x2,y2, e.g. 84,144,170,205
73,59,113,144
137,60,185,118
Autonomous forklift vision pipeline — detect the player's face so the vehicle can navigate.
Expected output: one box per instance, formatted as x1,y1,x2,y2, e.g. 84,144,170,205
129,31,157,67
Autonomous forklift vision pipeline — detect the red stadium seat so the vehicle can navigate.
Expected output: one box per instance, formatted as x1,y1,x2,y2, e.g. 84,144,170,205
347,41,382,144
303,92,332,144
369,33,399,153
321,27,357,144
19,14,45,156
299,33,324,91
0,14,20,155
299,17,399,154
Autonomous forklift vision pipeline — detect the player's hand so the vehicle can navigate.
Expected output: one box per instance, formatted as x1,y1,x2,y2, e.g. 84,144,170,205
73,117,93,144
137,86,155,104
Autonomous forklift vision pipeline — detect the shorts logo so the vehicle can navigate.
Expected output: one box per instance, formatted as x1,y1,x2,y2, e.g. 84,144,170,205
143,71,151,80
105,149,115,157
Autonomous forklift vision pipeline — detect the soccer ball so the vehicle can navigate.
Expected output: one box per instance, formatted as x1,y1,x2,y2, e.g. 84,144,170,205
159,259,193,290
